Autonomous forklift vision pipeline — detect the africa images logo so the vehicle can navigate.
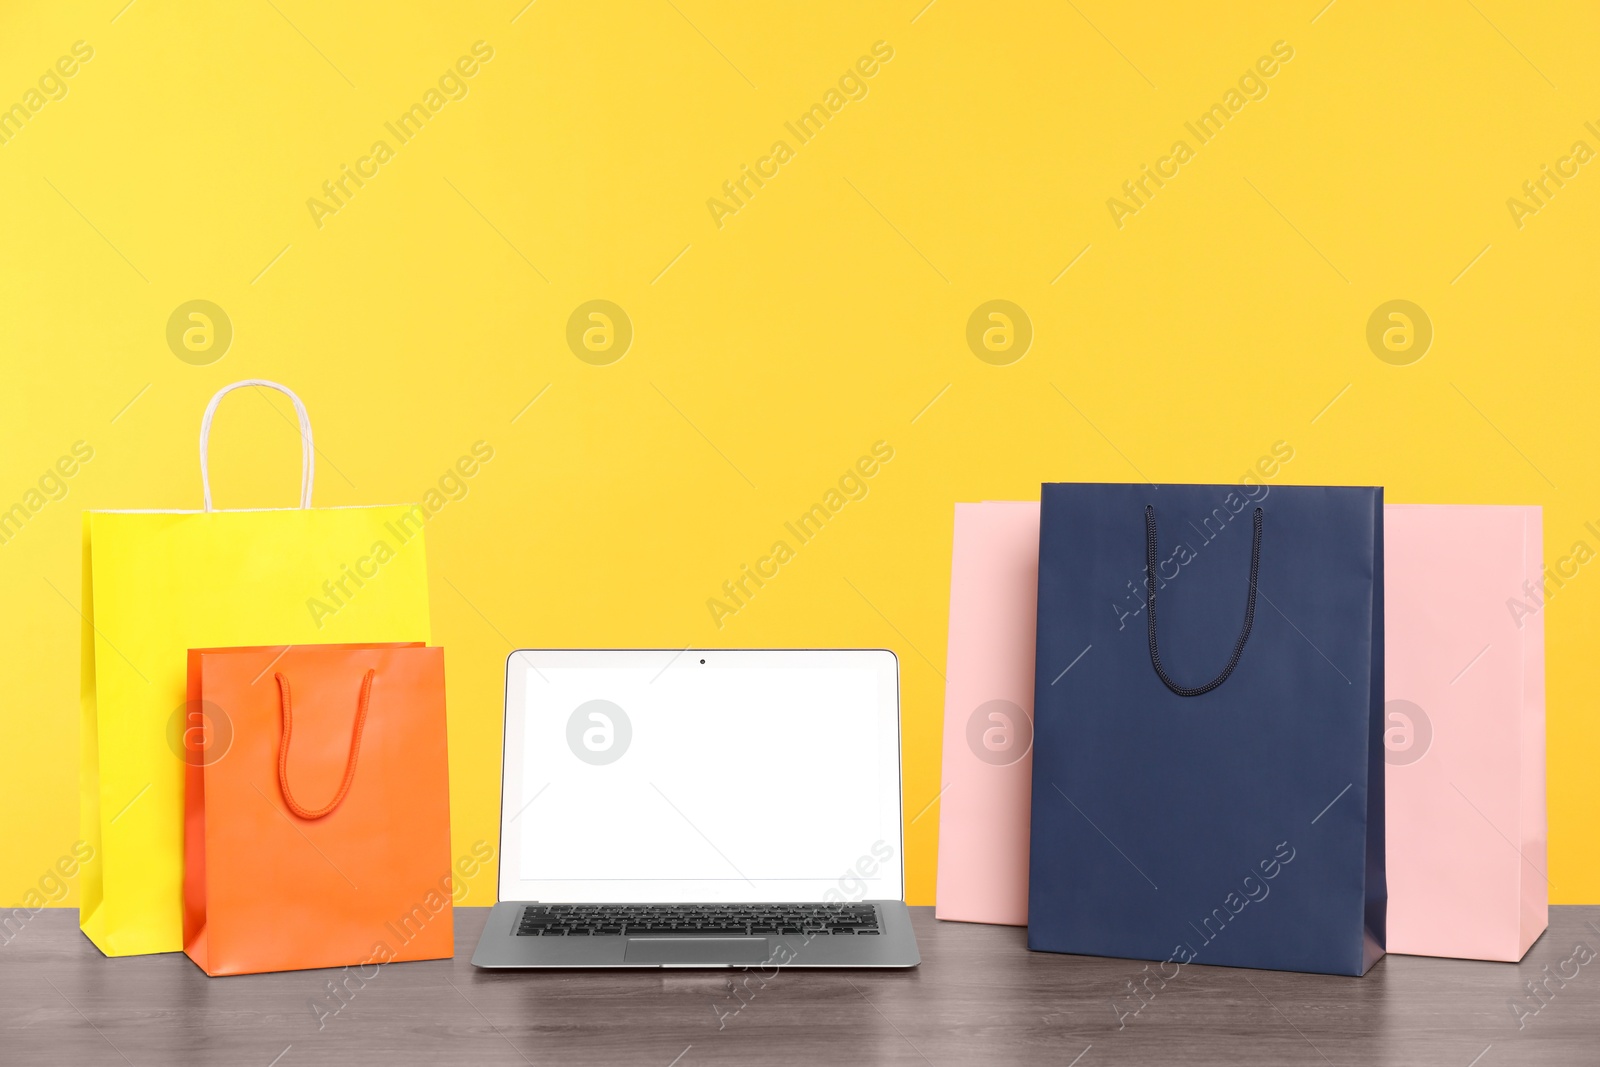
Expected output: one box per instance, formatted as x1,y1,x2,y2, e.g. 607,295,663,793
965,700,1033,766
705,41,895,230
567,700,631,765
1105,41,1295,229
305,42,495,229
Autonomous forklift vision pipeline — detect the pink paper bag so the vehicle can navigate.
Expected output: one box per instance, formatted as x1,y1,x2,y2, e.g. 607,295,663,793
935,502,1039,925
1385,504,1547,961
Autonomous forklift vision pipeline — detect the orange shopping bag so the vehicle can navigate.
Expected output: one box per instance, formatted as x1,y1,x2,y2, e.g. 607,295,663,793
182,643,452,976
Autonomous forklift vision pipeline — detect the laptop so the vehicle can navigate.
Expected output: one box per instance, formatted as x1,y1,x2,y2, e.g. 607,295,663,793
471,648,920,969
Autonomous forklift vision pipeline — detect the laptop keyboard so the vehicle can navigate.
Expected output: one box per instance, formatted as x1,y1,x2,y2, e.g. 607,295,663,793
516,903,881,937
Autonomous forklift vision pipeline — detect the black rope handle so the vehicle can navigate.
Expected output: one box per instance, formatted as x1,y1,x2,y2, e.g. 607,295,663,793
1145,505,1263,697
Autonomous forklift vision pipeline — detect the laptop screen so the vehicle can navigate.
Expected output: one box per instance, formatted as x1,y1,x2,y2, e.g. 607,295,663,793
498,650,904,904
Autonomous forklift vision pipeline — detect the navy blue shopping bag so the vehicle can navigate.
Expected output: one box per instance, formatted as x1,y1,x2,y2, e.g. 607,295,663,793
1028,482,1385,976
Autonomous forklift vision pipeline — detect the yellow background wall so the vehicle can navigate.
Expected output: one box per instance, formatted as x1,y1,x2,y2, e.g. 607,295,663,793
3,1,1597,908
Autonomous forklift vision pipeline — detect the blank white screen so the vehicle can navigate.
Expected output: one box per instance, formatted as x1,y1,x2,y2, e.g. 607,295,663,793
513,661,899,901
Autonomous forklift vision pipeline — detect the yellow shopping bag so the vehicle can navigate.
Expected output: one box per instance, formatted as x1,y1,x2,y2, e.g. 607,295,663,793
79,380,433,956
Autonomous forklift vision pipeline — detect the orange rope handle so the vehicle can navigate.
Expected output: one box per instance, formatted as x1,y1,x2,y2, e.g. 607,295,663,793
274,668,375,820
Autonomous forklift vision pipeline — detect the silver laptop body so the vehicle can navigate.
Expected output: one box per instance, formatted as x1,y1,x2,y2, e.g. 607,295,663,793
471,649,919,969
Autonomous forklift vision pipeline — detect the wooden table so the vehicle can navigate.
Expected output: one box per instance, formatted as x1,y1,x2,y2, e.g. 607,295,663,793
4,906,1597,1065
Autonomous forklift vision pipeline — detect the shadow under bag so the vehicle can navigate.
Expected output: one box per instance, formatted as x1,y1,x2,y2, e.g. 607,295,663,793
1028,482,1386,976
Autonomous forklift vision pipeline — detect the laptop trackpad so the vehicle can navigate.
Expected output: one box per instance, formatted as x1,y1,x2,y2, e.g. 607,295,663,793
624,938,770,965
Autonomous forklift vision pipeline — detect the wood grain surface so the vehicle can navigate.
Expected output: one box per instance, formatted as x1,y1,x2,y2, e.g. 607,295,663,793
2,906,1596,1065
